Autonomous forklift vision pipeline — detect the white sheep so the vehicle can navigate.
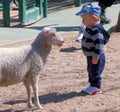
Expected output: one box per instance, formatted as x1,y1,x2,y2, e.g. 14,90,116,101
0,27,64,109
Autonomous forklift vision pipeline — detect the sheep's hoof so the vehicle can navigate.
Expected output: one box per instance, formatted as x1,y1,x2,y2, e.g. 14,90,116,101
28,103,34,108
36,104,43,109
38,105,43,109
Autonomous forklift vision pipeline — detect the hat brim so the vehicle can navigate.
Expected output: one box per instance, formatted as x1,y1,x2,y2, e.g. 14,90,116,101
76,10,87,16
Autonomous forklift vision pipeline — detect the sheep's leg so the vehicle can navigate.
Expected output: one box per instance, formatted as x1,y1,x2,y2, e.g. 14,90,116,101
31,76,42,109
23,79,34,108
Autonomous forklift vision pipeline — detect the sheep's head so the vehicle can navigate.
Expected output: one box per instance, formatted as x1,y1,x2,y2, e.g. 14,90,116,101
43,27,64,47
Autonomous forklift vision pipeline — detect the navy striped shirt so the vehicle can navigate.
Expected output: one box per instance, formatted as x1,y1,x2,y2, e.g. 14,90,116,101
81,24,105,60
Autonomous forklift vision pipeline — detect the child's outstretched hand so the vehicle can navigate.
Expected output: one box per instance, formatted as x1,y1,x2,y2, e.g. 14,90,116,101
92,59,98,64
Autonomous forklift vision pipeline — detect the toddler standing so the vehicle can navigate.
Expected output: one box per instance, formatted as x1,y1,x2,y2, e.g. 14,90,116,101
76,3,110,95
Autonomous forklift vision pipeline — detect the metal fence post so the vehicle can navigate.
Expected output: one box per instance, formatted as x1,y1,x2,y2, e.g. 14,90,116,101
75,0,82,7
39,0,43,15
43,0,47,18
18,0,26,24
3,0,10,27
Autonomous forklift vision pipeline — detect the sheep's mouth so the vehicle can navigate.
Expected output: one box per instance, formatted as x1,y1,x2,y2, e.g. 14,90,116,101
55,43,63,47
58,42,64,46
54,40,64,47
59,44,62,46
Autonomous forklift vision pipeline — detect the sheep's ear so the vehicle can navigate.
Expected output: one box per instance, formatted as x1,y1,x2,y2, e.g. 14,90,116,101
44,31,50,37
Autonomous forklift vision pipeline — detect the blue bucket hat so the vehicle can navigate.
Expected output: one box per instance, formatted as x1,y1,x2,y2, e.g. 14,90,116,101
76,3,101,17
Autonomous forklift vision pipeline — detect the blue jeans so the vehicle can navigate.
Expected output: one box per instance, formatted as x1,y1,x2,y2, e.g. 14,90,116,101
87,53,105,88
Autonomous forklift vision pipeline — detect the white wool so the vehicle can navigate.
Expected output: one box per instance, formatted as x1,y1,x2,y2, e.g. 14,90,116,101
43,27,51,31
0,27,64,109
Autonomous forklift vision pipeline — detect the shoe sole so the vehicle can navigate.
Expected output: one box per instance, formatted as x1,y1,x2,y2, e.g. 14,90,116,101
92,90,102,95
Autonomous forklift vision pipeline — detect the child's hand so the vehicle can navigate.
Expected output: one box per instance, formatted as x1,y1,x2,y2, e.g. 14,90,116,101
92,59,98,64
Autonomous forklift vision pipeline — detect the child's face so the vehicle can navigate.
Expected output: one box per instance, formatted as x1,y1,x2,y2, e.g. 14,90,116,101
81,14,99,27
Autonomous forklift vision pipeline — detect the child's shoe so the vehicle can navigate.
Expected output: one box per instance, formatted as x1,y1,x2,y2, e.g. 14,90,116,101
76,24,86,42
76,32,84,42
82,86,102,95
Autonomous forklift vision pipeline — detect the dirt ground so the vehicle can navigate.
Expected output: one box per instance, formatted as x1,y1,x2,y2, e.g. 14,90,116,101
0,32,120,112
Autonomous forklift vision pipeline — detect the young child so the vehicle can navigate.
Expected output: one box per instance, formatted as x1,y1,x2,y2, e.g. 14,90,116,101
76,3,110,95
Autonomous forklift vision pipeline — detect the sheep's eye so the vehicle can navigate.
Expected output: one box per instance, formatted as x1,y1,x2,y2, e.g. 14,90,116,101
51,33,55,36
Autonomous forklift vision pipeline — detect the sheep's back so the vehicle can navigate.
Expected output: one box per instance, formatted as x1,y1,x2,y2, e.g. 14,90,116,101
0,45,32,86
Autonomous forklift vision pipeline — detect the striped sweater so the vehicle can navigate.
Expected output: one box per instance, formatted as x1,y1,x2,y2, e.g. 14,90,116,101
81,24,108,60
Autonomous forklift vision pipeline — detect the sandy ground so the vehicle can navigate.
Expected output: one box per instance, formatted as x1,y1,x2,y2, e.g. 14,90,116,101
0,32,120,112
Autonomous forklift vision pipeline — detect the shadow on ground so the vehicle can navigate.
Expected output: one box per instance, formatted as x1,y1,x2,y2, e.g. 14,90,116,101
60,46,82,53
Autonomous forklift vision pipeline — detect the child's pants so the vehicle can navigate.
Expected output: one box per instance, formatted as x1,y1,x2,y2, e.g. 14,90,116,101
87,53,105,88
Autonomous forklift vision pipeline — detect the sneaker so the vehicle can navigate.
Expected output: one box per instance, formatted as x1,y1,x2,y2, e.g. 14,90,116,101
76,24,86,42
82,86,102,95
100,15,111,25
76,32,84,42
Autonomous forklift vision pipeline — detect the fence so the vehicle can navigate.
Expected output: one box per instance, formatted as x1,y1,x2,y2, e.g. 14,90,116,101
0,0,82,27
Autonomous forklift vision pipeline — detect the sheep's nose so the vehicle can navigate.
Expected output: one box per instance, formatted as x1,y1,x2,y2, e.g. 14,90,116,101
61,40,64,43
59,40,64,46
